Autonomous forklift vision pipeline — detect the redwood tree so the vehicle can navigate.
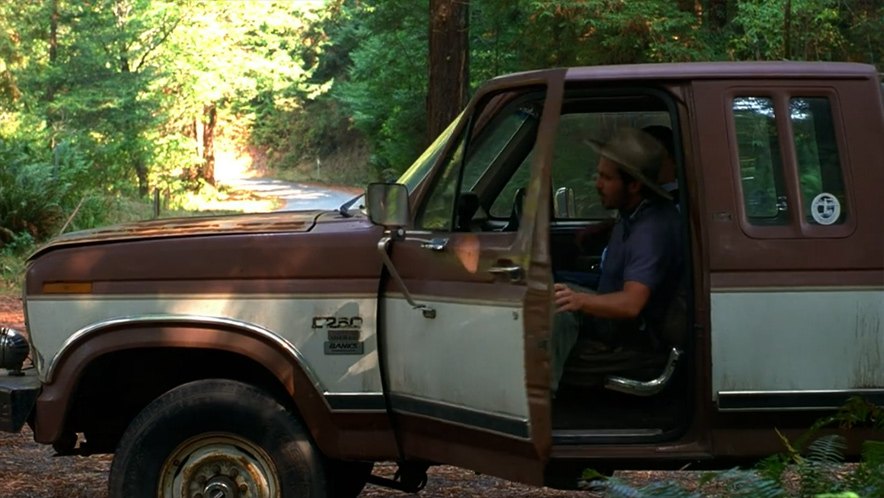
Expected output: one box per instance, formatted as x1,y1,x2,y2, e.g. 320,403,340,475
427,0,469,143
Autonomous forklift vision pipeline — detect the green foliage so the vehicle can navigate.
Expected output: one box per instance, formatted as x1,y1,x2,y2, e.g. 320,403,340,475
0,134,81,241
516,0,714,67
845,441,884,495
730,0,882,62
0,233,32,295
252,96,365,175
799,436,848,495
830,396,884,430
607,480,703,498
589,439,883,497
0,117,142,246
1,0,881,240
584,397,884,497
468,1,525,84
756,452,791,484
334,0,430,175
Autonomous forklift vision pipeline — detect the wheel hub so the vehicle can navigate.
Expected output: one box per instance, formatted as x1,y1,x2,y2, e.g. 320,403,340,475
159,433,279,498
204,475,238,498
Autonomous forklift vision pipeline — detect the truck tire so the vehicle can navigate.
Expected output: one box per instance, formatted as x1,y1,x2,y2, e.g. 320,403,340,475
109,379,326,498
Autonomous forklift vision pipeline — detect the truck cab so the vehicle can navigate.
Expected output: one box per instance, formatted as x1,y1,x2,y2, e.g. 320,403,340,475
2,61,882,497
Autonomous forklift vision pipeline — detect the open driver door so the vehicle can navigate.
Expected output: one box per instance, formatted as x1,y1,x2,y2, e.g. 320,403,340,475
369,69,565,485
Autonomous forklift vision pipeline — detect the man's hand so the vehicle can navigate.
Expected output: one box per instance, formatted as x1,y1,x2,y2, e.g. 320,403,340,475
554,281,651,318
554,283,586,313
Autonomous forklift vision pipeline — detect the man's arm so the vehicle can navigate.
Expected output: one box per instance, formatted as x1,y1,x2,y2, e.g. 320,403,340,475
554,281,651,319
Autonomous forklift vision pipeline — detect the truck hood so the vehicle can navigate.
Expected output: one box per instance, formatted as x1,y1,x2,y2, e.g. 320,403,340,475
31,210,324,257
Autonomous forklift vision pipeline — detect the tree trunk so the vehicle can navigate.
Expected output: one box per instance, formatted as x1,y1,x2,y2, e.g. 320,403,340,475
704,0,729,30
48,0,58,72
181,117,201,183
134,159,149,197
783,0,792,60
201,103,217,185
427,0,469,143
46,0,59,151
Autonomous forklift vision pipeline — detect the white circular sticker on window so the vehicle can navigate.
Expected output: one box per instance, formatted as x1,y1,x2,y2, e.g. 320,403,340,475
810,193,841,225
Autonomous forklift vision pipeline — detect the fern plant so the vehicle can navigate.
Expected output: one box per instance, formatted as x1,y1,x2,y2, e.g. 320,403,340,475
583,433,882,497
843,440,884,497
798,435,848,496
710,468,787,498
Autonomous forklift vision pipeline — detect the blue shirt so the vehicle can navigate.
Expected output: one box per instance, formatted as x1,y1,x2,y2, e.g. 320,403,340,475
597,199,683,329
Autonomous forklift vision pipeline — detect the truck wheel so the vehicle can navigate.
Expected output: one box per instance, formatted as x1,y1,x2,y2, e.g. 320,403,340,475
109,379,325,498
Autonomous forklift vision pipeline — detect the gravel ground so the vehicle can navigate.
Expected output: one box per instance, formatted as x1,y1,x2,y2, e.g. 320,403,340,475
1,425,596,498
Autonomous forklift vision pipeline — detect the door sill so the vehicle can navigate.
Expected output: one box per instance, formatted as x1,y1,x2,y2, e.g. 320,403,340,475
552,428,665,445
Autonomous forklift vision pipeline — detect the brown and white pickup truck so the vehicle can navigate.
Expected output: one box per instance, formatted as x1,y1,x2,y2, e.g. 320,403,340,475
2,61,882,498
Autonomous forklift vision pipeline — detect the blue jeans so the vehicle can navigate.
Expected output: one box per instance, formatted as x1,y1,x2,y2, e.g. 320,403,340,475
550,284,595,393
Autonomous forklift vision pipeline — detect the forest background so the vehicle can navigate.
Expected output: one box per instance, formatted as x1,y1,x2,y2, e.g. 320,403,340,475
0,0,881,290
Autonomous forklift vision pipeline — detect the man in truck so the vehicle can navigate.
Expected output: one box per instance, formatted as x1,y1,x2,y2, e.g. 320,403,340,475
550,127,684,392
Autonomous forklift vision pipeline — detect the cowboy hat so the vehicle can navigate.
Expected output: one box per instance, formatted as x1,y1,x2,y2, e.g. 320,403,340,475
586,127,672,201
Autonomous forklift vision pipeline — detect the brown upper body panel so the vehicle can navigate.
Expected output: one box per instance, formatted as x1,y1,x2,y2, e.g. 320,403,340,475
34,210,321,253
27,211,385,296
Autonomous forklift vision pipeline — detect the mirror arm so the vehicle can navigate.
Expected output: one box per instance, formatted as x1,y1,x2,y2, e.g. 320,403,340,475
377,233,437,319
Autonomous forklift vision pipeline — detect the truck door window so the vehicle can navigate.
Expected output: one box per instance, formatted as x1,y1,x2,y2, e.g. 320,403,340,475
417,135,467,231
489,154,532,218
790,97,847,225
733,97,790,224
417,95,542,231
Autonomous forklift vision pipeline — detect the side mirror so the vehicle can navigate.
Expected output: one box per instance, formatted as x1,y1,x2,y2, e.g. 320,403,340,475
366,182,410,228
554,187,576,219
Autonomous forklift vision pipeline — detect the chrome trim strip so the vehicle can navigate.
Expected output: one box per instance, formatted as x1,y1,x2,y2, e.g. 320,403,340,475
389,393,530,439
551,428,667,446
385,292,523,308
710,286,884,293
46,315,321,389
27,292,379,302
717,389,884,412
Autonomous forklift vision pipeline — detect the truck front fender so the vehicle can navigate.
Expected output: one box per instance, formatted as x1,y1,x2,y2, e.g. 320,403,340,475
34,316,395,460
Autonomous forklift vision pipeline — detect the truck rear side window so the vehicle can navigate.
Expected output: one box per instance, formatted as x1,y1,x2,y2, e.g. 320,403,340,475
733,97,789,224
733,94,847,230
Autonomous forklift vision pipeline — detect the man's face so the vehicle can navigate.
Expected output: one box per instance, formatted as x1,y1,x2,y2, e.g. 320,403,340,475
595,156,627,210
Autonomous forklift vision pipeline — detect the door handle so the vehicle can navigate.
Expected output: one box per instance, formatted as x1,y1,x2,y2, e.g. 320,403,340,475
420,237,448,251
489,264,524,282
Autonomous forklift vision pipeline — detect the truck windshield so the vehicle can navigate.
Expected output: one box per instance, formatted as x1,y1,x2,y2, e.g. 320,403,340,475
341,113,464,217
396,112,464,193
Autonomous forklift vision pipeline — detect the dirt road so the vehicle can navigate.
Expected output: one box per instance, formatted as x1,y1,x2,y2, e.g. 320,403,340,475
223,177,362,211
